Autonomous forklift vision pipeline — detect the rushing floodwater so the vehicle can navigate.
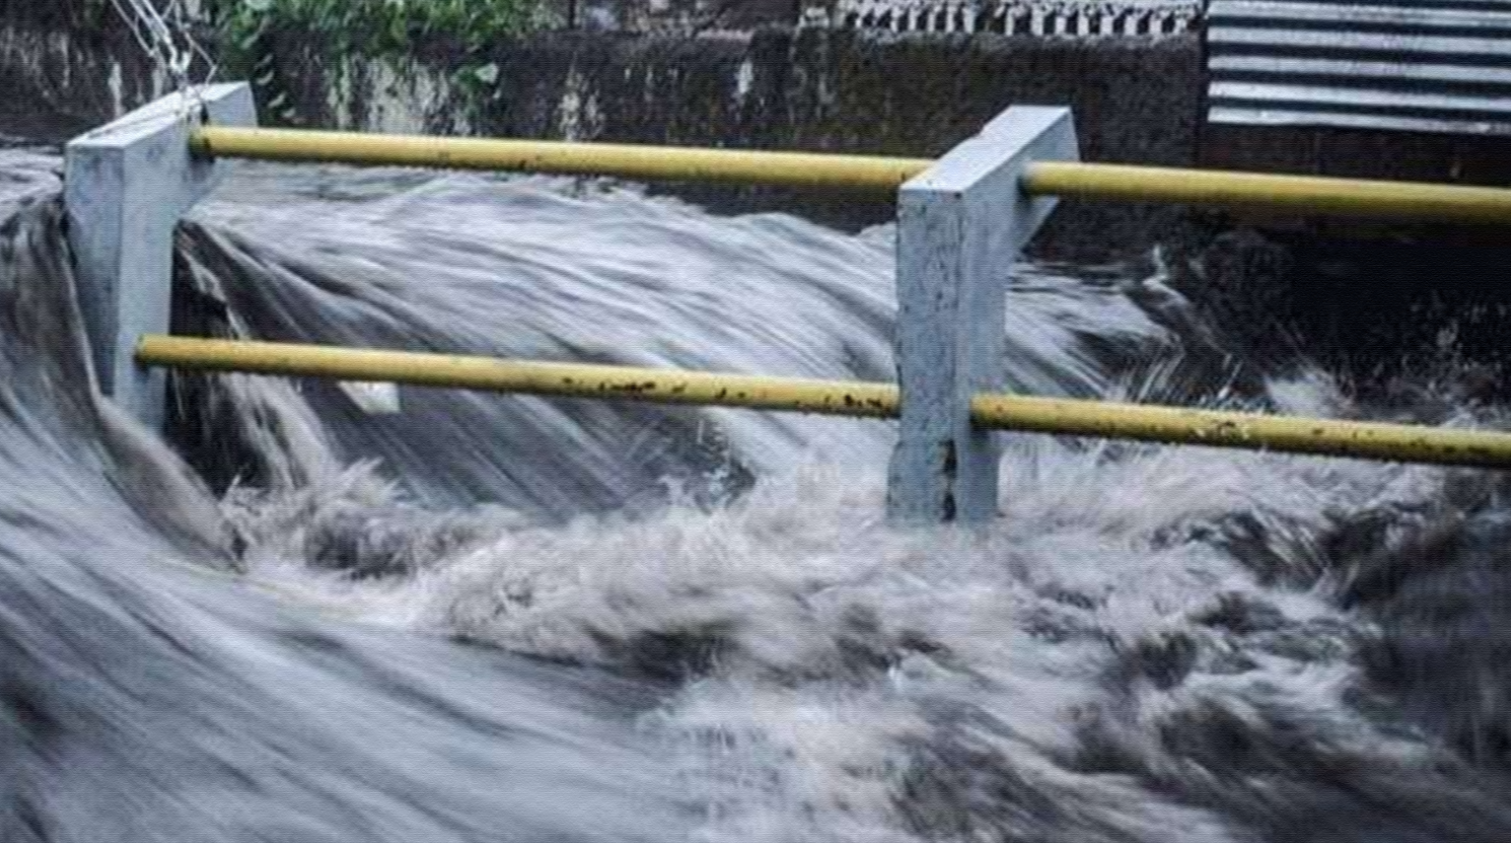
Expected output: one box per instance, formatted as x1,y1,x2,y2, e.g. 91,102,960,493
4,148,1511,842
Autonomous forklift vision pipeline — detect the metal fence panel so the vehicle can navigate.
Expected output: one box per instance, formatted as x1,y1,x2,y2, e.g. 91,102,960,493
1207,0,1511,135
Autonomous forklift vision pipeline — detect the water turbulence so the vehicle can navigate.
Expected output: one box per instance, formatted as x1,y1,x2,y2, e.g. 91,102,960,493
5,150,1511,841
0,154,690,842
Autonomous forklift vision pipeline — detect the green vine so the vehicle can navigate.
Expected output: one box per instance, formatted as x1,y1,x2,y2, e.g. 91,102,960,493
218,0,537,56
212,0,539,123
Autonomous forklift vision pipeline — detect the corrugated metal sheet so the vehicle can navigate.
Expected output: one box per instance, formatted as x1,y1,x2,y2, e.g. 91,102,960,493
1207,0,1511,135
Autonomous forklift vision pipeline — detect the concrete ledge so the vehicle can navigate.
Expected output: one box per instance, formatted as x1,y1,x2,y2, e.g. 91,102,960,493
64,82,257,428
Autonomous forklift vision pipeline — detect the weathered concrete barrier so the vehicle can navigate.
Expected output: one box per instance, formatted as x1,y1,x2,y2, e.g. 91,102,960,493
63,82,256,427
889,106,1075,522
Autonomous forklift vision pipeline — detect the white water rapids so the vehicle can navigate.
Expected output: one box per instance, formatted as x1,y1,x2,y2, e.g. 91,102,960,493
3,149,1511,842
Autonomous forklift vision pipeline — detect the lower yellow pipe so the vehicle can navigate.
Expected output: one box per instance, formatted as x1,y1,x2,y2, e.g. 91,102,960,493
137,335,1511,469
139,335,902,417
969,392,1511,467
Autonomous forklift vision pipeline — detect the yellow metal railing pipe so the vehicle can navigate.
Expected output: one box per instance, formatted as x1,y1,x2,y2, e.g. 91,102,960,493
191,127,1511,222
139,335,902,417
1022,161,1511,225
189,126,933,192
137,335,1511,470
969,393,1511,467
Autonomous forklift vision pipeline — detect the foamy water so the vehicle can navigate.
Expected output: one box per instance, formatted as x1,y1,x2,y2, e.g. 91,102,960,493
2,152,1510,841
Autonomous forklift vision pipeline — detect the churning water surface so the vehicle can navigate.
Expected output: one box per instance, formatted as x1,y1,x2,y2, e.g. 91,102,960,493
4,148,1511,842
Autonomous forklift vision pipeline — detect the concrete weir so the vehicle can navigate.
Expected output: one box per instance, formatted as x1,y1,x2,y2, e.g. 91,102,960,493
63,82,257,428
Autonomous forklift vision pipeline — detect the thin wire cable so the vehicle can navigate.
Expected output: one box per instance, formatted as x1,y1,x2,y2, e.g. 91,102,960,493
105,0,220,117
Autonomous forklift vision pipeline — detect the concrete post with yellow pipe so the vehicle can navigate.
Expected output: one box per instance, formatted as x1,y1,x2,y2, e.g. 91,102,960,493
187,125,1511,225
64,83,258,428
134,335,1511,471
887,106,1079,524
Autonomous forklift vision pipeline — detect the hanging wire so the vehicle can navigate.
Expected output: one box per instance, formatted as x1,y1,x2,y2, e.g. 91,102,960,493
105,0,221,117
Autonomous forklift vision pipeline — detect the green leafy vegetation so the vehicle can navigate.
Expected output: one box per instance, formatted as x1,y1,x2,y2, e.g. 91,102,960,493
212,0,536,124
217,0,539,57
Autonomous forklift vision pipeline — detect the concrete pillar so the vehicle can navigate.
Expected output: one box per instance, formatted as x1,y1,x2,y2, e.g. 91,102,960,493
887,106,1078,525
64,83,257,429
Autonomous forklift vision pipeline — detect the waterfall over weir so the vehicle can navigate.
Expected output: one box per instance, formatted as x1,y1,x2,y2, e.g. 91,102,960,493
5,149,1511,841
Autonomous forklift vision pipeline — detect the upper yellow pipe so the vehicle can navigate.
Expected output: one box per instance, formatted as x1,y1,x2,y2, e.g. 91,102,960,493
138,335,1511,470
1024,161,1511,225
190,126,1511,223
189,126,932,192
